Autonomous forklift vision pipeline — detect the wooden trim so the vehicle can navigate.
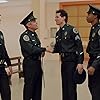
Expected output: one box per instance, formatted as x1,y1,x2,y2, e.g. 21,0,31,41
59,1,100,8
10,56,23,78
10,56,21,60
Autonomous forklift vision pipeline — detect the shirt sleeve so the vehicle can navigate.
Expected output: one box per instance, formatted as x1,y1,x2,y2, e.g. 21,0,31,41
91,33,100,69
73,28,84,64
20,34,45,56
2,45,11,66
0,31,11,66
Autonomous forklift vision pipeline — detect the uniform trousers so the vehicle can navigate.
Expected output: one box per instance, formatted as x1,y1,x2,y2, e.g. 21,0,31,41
0,66,11,100
88,57,100,100
61,61,77,100
23,58,42,100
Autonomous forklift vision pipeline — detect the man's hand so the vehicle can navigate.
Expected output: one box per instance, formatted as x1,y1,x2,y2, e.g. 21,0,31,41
46,46,53,53
76,64,83,74
87,66,95,76
41,52,45,57
5,66,13,76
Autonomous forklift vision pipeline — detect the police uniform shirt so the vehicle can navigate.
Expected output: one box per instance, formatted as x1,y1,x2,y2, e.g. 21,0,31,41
86,23,100,69
0,31,11,66
19,30,44,58
53,24,84,64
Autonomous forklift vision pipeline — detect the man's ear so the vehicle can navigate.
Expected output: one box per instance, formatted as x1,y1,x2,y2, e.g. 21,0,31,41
63,16,66,20
26,22,31,27
94,15,98,19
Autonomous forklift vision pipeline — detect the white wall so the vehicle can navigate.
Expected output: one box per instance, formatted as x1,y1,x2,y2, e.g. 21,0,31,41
46,2,59,37
43,2,59,60
0,0,32,57
0,0,59,59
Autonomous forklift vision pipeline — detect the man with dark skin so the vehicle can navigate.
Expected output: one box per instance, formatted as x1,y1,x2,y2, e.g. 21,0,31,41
86,5,100,100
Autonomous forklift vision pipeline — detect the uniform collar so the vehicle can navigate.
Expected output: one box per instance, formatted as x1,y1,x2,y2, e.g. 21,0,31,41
92,22,99,29
60,24,69,31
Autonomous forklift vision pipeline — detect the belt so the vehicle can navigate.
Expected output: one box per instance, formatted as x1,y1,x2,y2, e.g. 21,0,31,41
60,52,76,57
25,56,41,60
89,54,97,58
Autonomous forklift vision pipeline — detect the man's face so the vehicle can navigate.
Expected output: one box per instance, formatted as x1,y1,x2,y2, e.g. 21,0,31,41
55,13,65,25
26,20,38,31
86,13,97,23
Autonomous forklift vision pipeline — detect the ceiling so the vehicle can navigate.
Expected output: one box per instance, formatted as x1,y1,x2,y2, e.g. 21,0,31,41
0,0,93,6
6,0,93,3
47,0,91,2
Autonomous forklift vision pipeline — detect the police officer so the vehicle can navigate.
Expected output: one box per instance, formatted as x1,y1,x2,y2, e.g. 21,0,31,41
86,5,100,100
19,11,46,100
0,31,12,100
46,9,84,100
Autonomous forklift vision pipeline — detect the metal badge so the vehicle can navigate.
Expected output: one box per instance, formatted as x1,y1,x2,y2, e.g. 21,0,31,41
23,35,30,41
92,33,96,37
98,29,100,36
73,28,78,34
64,31,67,36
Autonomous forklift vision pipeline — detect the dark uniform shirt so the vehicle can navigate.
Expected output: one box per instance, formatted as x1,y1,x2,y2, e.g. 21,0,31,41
0,31,11,66
53,24,84,64
86,22,100,69
19,30,45,59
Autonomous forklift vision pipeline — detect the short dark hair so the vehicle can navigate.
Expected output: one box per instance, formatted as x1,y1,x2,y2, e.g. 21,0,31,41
56,9,68,23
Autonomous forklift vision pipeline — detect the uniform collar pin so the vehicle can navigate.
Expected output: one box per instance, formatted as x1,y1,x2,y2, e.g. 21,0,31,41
92,27,94,29
62,28,65,30
32,34,34,36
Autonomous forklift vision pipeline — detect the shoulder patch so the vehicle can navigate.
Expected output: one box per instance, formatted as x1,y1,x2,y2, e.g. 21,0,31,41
23,35,30,41
73,28,79,34
98,29,100,36
92,33,96,37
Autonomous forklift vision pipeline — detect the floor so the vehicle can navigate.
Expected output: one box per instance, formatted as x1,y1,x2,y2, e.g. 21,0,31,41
0,60,91,100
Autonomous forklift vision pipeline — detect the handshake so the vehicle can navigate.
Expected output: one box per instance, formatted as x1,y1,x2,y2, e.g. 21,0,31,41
41,46,54,53
41,47,46,52
41,41,55,57
41,44,54,57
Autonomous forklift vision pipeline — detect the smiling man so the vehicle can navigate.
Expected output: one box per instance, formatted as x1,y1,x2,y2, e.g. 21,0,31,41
86,5,100,100
46,9,84,100
19,11,46,100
